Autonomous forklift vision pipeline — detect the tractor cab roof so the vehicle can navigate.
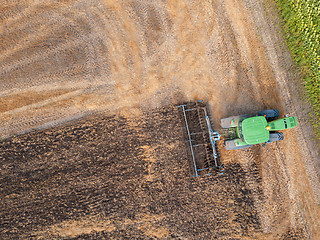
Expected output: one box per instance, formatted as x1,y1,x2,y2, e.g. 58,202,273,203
241,116,269,144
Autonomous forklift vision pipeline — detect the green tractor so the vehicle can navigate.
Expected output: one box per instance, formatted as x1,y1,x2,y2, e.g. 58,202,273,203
178,102,299,176
220,110,298,150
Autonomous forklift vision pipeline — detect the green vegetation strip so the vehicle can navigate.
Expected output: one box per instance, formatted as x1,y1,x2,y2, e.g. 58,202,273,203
276,0,320,137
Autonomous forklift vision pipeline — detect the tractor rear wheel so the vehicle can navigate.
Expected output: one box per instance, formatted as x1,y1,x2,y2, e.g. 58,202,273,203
258,109,279,120
220,114,249,128
225,139,252,150
267,132,284,143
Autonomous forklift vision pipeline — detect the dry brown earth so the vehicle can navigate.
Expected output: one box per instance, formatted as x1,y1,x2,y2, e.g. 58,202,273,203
1,0,320,239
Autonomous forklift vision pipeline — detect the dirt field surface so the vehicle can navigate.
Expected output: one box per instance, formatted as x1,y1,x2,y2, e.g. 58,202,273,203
1,0,320,239
0,109,307,239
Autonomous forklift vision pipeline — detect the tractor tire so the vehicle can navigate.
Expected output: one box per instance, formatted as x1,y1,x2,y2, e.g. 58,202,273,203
258,109,279,120
267,132,284,143
225,140,253,150
220,114,249,128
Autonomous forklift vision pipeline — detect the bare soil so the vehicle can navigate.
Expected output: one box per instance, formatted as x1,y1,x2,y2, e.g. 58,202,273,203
0,108,305,239
0,0,319,239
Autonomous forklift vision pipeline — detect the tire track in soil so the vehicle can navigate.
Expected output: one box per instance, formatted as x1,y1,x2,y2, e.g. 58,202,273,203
0,0,318,239
1,0,282,138
241,1,320,239
238,146,304,238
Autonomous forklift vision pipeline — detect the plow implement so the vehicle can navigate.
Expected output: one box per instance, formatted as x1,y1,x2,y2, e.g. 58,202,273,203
178,101,222,177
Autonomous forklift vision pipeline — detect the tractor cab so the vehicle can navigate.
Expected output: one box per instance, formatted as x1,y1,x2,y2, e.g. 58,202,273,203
239,116,269,144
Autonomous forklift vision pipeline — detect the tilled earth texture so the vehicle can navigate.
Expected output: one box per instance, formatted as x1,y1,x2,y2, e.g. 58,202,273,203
0,0,319,239
0,109,308,239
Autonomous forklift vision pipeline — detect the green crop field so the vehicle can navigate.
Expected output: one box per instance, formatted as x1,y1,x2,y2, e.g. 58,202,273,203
276,0,320,138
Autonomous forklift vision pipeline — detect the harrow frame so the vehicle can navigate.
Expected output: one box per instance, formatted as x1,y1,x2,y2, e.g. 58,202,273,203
178,101,221,177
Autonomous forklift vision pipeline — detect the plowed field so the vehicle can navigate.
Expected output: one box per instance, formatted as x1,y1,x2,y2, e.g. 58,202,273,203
1,0,319,239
